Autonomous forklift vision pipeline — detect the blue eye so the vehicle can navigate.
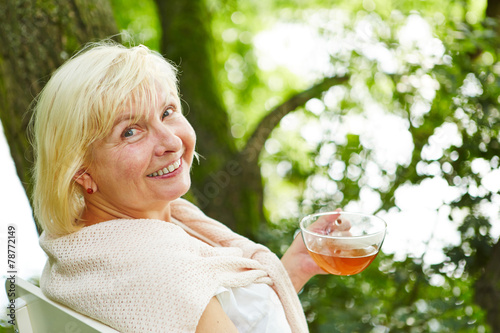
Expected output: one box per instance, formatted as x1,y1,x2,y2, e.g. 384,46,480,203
162,106,175,119
123,128,136,138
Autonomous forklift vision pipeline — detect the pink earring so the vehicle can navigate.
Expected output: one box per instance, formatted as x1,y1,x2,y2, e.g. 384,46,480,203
86,188,94,194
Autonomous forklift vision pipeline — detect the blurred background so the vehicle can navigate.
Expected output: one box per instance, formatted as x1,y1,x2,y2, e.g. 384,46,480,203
1,0,499,332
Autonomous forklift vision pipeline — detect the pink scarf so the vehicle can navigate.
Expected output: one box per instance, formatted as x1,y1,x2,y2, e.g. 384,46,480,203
39,198,308,332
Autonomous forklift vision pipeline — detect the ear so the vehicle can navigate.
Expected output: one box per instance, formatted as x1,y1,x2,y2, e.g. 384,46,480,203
74,169,97,193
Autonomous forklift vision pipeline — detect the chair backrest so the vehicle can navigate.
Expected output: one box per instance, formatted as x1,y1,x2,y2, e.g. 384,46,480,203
5,277,119,333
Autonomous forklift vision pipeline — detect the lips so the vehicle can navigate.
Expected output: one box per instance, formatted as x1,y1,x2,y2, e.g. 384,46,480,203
147,158,181,177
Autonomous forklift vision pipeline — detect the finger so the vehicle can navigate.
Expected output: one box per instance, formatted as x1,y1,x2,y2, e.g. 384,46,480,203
309,212,340,234
334,217,351,232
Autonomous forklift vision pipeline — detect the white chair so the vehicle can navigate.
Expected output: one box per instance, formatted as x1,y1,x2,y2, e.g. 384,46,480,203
5,277,119,333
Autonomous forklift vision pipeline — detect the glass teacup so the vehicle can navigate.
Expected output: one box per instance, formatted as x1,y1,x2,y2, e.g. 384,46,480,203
300,211,386,276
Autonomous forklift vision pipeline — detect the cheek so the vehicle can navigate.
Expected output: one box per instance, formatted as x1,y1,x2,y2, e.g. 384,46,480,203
94,146,149,182
118,147,150,178
182,122,196,152
121,155,147,179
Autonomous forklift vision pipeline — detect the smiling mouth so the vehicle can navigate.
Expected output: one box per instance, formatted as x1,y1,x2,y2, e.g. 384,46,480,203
147,159,182,177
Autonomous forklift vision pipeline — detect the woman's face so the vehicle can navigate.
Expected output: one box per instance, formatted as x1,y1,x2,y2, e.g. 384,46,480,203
86,85,196,219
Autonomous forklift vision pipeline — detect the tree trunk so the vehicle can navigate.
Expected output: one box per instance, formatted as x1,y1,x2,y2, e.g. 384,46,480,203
474,2,500,331
154,0,264,237
475,241,500,332
486,0,500,31
0,0,118,213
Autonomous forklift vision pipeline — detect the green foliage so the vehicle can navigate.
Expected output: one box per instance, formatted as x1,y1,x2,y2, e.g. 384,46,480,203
0,324,15,333
109,0,161,50
435,215,495,277
232,0,498,331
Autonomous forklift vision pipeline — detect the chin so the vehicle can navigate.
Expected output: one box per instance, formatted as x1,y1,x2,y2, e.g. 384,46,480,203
166,181,191,201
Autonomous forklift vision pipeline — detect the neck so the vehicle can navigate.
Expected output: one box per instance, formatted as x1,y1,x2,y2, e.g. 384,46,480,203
80,199,172,226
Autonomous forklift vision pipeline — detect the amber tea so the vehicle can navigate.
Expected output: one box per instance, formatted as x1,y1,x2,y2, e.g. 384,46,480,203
300,212,386,276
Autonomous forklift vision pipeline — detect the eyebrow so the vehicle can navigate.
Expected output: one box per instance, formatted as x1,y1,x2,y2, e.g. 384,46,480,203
112,113,134,127
111,92,179,128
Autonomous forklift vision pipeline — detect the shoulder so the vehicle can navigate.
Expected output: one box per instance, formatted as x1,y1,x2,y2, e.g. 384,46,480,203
41,218,189,249
196,297,238,333
40,218,225,332
40,218,214,281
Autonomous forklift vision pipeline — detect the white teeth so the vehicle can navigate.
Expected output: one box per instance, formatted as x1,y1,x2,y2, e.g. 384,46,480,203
147,159,182,177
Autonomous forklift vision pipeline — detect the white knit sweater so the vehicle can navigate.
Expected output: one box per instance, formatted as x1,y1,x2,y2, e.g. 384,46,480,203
39,198,309,332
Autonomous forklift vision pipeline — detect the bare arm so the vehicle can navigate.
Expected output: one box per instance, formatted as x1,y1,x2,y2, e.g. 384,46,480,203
196,297,238,333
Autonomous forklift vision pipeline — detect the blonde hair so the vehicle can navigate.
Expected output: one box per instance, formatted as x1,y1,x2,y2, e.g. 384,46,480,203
31,41,179,236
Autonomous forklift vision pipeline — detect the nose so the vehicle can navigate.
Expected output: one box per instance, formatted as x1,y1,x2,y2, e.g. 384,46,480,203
153,124,182,156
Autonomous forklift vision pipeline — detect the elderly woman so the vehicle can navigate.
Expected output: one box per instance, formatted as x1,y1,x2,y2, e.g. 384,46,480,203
32,41,325,332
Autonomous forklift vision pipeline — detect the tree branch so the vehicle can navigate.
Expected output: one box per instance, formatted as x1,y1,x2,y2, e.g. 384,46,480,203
241,75,349,164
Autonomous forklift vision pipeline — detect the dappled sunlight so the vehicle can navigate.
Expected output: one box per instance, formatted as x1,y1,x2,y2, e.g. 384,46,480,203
254,22,332,82
254,5,500,280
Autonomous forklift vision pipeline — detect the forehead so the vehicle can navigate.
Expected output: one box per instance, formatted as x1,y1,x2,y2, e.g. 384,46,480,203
114,85,179,125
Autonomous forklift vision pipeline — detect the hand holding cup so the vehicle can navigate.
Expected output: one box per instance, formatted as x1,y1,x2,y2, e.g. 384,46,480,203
300,211,386,276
